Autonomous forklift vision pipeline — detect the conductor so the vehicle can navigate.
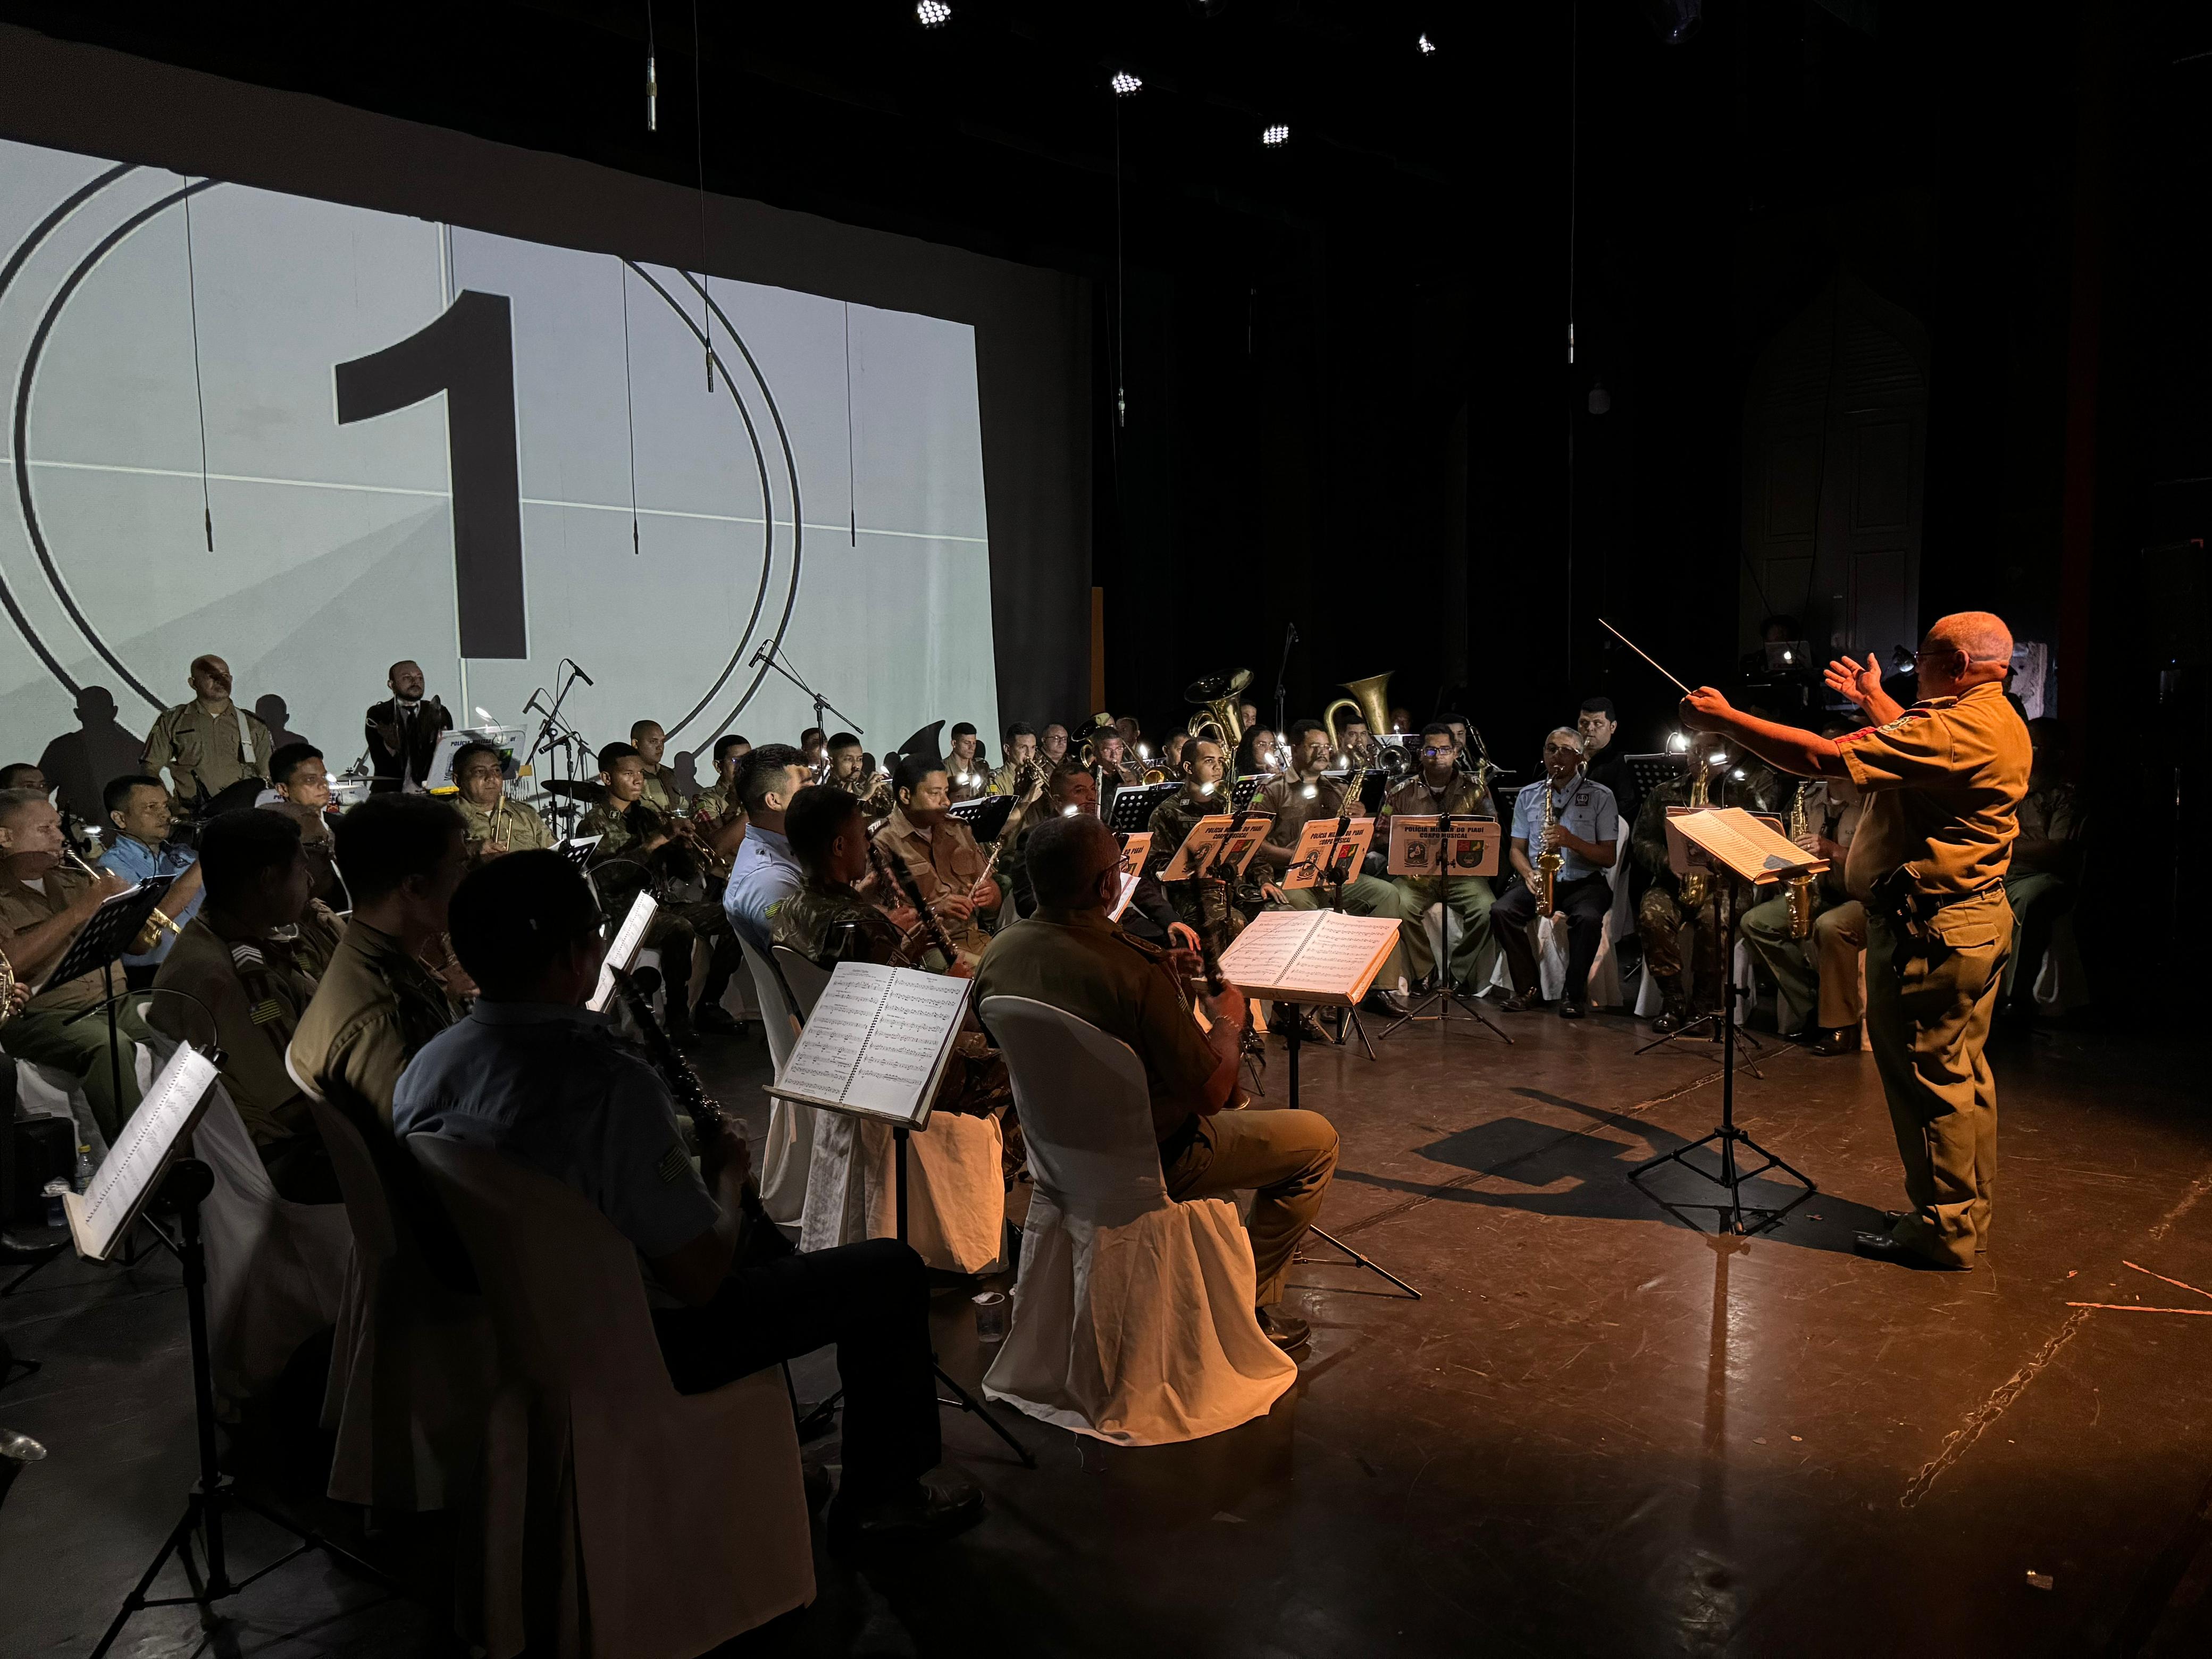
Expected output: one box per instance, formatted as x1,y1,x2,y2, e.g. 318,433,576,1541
1675,611,2028,1271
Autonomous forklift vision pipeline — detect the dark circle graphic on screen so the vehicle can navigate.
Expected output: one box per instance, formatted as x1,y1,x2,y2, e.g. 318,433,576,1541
2,166,800,738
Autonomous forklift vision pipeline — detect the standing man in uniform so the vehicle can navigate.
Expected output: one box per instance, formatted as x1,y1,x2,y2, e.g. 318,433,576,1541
143,654,275,812
1678,611,2029,1269
364,660,453,795
1380,724,1499,997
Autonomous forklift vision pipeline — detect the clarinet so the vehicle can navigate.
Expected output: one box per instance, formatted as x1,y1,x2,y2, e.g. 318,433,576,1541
868,836,962,968
610,965,793,1262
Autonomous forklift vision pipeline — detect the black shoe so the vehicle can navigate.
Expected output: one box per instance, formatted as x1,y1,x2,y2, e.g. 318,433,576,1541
1852,1231,1969,1270
1557,997,1586,1020
1650,1006,1688,1036
693,1002,741,1034
827,1469,985,1557
1256,1304,1310,1349
1808,1026,1861,1055
1297,1010,1333,1045
1502,990,1543,1014
1364,987,1412,1017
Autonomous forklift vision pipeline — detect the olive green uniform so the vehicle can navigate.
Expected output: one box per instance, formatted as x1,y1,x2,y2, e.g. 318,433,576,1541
455,795,556,858
638,764,685,816
689,781,745,834
1737,780,1866,1034
1632,764,1779,1006
0,864,156,1138
141,700,275,806
1255,772,1413,993
288,918,463,1129
1836,681,2029,1268
1145,790,1268,937
1380,772,1498,991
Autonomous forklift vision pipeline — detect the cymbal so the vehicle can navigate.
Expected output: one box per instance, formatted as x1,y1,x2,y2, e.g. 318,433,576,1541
540,778,607,802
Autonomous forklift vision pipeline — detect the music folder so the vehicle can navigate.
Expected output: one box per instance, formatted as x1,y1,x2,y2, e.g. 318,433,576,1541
1386,815,1502,878
1159,814,1273,882
1281,816,1376,891
64,1043,220,1262
588,890,658,1012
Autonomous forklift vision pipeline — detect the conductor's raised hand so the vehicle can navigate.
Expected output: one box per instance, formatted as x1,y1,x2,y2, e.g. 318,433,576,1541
1824,652,1882,710
1677,686,1734,732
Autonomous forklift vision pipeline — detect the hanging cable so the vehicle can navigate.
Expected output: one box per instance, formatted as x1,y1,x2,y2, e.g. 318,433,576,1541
645,0,658,132
182,178,214,552
1113,96,1127,428
621,261,640,556
692,0,713,391
1564,0,1580,690
844,301,857,547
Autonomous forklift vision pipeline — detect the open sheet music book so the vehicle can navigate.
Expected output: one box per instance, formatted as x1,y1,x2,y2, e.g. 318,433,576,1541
588,891,657,1012
64,1044,220,1261
770,961,971,1129
1216,908,1403,1007
1665,807,1826,884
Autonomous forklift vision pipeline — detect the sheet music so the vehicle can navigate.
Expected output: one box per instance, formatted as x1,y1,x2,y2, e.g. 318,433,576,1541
1117,831,1153,877
1215,909,1401,1005
66,1044,217,1261
1666,806,1825,884
775,961,970,1127
1108,869,1141,921
588,890,658,1012
1386,816,1503,878
1283,816,1375,891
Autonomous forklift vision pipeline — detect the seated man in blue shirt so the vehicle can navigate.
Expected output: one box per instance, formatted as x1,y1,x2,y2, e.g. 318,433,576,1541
98,774,206,990
1494,728,1620,1019
720,742,809,955
395,850,981,1555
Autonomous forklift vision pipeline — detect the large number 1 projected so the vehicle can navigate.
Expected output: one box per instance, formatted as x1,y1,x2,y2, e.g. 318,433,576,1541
334,289,527,658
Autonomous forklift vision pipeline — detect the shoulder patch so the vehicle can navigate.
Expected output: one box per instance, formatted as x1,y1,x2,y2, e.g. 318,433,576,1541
230,943,266,969
657,1142,693,1185
250,999,285,1026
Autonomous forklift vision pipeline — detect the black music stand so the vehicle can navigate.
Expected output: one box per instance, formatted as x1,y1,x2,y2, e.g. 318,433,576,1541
946,793,1017,842
49,875,177,1141
1379,814,1512,1045
1107,781,1178,833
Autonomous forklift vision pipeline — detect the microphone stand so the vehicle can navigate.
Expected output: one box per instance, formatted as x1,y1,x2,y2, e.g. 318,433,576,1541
1274,623,1297,742
525,664,593,833
755,643,864,739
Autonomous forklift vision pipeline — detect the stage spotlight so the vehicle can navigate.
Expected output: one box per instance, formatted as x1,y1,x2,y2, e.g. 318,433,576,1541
1418,33,1437,55
1111,70,1143,97
1666,732,1691,754
915,0,951,27
1261,123,1290,147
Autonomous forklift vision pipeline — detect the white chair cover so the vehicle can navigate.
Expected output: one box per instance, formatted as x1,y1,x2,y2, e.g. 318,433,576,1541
10,1040,154,1164
306,1091,498,1512
775,945,1006,1275
977,995,1297,1446
738,937,812,1224
410,1135,812,1659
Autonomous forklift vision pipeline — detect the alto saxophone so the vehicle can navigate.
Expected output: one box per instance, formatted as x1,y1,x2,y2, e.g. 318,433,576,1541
1677,764,1711,910
1784,784,1817,940
1535,782,1563,918
66,848,182,954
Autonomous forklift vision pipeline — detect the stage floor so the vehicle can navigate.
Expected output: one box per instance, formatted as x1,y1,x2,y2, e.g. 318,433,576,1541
5,1003,2210,1656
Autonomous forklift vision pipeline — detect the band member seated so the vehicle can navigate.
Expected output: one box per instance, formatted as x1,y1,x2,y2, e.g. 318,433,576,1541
1631,737,1777,1033
822,732,894,822
945,723,990,802
98,775,206,988
263,743,346,908
1038,722,1071,768
0,763,46,793
1381,724,1498,995
1146,738,1268,944
1089,730,1141,788
1009,761,1192,950
690,733,751,831
2001,716,2083,1023
143,654,274,813
152,810,344,1202
1253,720,1414,1015
290,793,469,1129
972,813,1337,1351
578,743,739,1038
1335,716,1375,768
363,659,452,794
389,849,981,1549
990,723,1042,801
1236,726,1281,777
451,741,554,861
629,719,687,813
774,788,1014,1149
874,756,1002,960
1738,735,1866,1053
722,744,809,955
0,787,147,1138
799,727,828,774
1576,696,1641,826
1495,728,1619,1019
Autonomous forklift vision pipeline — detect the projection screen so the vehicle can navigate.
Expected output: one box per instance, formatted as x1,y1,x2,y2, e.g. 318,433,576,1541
0,135,1000,792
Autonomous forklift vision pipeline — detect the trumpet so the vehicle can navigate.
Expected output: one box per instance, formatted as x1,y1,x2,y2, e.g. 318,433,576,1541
65,848,182,955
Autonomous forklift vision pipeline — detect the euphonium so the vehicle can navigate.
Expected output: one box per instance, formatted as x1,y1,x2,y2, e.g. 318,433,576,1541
1678,763,1712,910
1183,669,1250,759
1321,671,1394,757
1784,784,1817,940
66,848,180,955
1535,780,1563,918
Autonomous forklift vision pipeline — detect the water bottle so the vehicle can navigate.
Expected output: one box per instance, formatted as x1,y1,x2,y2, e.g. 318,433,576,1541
73,1144,94,1193
41,1180,68,1229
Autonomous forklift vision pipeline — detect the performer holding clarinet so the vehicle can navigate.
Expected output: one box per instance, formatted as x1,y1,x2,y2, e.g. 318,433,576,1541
1670,611,2028,1270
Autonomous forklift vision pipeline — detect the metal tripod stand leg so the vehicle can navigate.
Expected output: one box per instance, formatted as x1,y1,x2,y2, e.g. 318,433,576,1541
1300,1225,1423,1298
1380,983,1514,1044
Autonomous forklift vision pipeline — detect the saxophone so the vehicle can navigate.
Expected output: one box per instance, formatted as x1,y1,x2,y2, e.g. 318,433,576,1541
65,848,182,955
1535,781,1563,918
1784,784,1817,940
1677,763,1712,910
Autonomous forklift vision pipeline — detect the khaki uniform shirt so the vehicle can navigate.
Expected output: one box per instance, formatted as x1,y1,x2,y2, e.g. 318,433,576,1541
0,866,102,1011
141,701,274,800
1257,772,1359,854
971,907,1218,1142
946,754,992,803
288,918,462,1128
875,807,995,948
1381,772,1497,825
456,794,556,857
152,914,329,1145
1838,681,2031,902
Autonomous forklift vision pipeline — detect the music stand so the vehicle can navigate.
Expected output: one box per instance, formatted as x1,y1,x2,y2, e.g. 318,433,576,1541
49,875,177,1134
1634,808,1767,1072
1379,815,1512,1045
946,793,1017,842
1107,781,1178,833
1627,812,1818,1237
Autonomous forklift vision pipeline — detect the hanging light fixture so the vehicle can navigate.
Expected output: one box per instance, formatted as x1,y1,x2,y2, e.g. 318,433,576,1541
1261,123,1290,147
916,1,951,27
1111,70,1143,97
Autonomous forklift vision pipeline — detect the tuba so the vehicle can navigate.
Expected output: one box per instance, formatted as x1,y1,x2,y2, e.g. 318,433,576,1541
1784,784,1817,939
1184,670,1249,752
1320,671,1393,755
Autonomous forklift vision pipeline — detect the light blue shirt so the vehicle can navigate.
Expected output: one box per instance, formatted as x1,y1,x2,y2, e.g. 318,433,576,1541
98,835,204,966
723,823,801,955
393,1002,718,1262
1510,775,1619,883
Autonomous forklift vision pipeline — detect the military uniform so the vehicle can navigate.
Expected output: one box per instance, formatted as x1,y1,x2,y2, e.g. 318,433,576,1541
575,798,739,1030
1381,772,1498,991
575,797,669,865
1835,680,2029,1268
1145,789,1268,938
0,863,157,1137
830,770,896,823
262,799,347,907
141,700,274,807
1737,780,1867,1035
288,918,463,1129
945,753,992,803
971,907,1338,1308
456,794,556,858
638,763,686,816
1631,764,1779,1013
874,806,998,957
152,910,343,1201
1254,772,1414,992
689,781,746,835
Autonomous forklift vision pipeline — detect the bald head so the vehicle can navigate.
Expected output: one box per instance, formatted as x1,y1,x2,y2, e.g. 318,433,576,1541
1027,811,1120,912
1918,611,2014,698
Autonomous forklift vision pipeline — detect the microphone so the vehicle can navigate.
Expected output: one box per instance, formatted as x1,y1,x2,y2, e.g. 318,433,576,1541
524,689,546,717
1287,623,1301,644
749,642,772,668
565,660,594,687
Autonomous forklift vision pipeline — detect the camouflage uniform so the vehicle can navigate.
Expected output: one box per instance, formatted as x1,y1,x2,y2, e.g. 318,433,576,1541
1146,789,1266,937
456,794,556,858
1254,771,1415,992
576,798,738,1029
1632,764,1779,1007
638,765,686,816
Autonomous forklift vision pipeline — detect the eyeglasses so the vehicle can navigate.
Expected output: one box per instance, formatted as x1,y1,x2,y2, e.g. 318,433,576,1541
1420,746,1453,758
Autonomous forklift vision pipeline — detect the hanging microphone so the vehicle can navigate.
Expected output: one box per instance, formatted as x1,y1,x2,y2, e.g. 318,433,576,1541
749,642,772,668
566,661,595,686
523,689,546,717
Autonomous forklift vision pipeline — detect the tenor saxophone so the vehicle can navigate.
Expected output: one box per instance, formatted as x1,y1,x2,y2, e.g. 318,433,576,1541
1784,784,1817,940
1535,782,1563,918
